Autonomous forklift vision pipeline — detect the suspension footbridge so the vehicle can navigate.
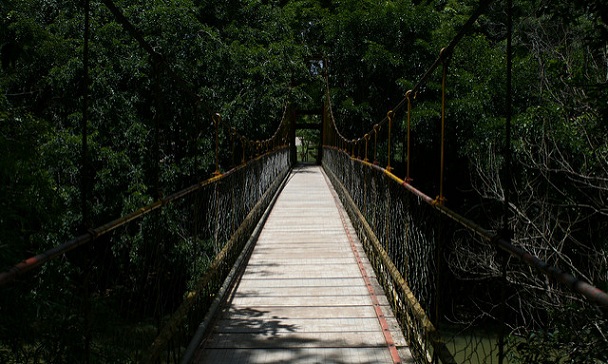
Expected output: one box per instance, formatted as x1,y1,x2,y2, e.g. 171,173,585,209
2,0,608,363
190,165,410,364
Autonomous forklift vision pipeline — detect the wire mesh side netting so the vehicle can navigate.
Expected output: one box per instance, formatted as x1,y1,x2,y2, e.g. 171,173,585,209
322,147,608,364
0,148,290,364
323,147,447,364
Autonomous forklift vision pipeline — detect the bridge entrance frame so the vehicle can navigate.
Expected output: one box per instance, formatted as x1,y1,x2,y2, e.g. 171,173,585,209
288,105,325,165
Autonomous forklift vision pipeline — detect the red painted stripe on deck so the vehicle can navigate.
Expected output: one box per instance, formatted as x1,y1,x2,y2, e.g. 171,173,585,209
323,171,402,364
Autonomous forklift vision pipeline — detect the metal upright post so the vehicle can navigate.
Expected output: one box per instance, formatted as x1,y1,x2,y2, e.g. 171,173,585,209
213,113,222,176
373,125,379,165
405,91,413,183
386,111,394,172
289,105,297,165
437,49,450,206
81,1,92,361
498,0,514,362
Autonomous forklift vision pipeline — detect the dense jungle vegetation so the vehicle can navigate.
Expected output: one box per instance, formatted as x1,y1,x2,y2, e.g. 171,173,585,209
1,0,607,362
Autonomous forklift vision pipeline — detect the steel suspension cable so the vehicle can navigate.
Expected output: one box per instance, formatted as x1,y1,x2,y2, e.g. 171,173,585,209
498,1,514,362
436,52,450,206
404,90,413,183
81,0,91,229
324,0,497,148
81,2,92,361
100,0,212,115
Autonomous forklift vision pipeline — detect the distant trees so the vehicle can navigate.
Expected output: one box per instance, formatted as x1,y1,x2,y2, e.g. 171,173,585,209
0,0,304,261
1,0,607,360
439,0,608,359
462,0,608,300
317,0,438,138
1,1,304,360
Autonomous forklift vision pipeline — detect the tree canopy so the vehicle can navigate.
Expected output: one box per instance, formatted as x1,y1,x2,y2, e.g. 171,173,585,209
1,0,607,362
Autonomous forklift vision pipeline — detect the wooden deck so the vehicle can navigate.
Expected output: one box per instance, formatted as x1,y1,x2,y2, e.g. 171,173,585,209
192,165,413,363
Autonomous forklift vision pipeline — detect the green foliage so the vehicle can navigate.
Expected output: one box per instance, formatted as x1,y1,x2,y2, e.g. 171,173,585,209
1,0,608,361
321,0,438,137
296,124,320,162
1,0,304,360
509,306,608,364
0,104,59,266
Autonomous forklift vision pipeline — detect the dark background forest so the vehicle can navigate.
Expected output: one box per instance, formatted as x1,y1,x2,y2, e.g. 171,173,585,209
1,0,608,362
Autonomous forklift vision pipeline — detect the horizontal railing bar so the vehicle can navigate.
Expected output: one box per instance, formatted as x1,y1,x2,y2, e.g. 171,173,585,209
322,162,457,364
295,123,322,130
144,163,292,363
335,147,608,311
0,147,288,287
178,163,292,364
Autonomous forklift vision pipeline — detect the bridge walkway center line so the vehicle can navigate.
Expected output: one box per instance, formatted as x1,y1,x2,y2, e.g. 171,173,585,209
192,165,414,363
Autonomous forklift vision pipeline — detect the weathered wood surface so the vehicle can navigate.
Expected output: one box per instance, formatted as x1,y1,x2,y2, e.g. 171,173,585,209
192,165,413,363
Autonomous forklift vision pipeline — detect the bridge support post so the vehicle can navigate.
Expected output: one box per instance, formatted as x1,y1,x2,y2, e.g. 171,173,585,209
289,104,297,165
318,101,327,164
80,1,92,361
498,1,513,363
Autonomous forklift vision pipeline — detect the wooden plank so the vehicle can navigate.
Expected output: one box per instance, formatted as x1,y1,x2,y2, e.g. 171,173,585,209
192,166,413,363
